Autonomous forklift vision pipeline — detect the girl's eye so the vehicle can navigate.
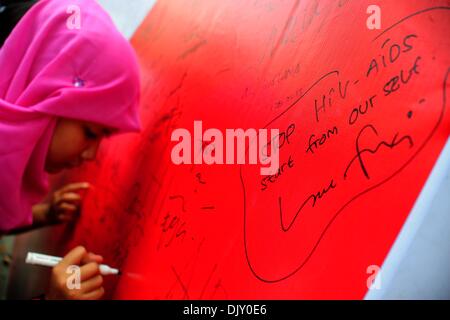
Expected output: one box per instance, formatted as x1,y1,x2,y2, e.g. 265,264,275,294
84,127,98,140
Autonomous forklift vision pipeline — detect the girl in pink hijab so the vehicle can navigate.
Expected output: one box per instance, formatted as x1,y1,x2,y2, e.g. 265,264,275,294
0,0,141,299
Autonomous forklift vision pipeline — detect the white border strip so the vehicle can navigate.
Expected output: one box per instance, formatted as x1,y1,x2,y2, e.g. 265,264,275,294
365,136,450,299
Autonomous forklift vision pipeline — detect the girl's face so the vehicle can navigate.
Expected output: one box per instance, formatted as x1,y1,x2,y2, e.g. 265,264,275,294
45,118,115,173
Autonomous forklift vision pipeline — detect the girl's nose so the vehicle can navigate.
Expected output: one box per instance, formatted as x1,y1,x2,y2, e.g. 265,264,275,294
81,141,100,161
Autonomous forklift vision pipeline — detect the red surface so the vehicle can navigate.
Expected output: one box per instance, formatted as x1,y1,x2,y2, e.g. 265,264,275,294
59,0,449,299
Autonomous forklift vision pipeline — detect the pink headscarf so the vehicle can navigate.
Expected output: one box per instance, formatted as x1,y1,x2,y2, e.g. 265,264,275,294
0,0,141,232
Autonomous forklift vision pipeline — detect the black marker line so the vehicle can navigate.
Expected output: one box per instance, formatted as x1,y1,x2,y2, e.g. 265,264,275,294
373,6,450,41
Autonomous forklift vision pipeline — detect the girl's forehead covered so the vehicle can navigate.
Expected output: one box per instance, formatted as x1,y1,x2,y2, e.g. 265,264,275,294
2,0,142,133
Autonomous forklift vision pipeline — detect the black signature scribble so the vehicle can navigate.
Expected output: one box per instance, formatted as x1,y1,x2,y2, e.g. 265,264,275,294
279,179,337,232
343,124,414,180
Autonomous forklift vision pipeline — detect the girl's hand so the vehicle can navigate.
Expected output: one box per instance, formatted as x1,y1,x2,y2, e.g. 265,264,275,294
47,182,91,224
24,182,90,236
46,246,105,300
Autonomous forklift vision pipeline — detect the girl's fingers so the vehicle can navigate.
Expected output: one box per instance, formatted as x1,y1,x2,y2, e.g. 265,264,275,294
57,213,76,222
79,262,100,282
58,202,78,212
59,182,91,194
81,274,103,293
81,252,104,265
58,246,87,269
82,287,105,300
52,202,79,223
55,192,81,205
